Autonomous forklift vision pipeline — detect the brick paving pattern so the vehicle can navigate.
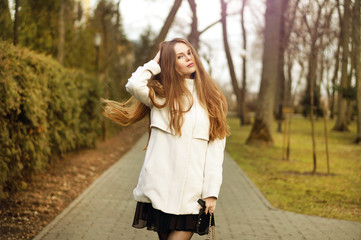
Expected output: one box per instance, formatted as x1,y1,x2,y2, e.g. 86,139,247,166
34,134,361,240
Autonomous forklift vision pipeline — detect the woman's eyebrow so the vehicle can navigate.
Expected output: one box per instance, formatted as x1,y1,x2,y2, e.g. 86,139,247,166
176,49,191,55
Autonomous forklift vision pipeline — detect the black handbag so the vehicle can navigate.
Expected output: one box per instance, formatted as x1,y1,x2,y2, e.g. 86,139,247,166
197,199,215,239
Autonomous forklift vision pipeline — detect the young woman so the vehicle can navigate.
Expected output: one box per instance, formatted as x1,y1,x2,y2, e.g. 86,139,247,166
103,38,229,240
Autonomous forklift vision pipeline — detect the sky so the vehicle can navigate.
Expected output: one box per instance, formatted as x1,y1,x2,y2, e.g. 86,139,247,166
89,0,266,93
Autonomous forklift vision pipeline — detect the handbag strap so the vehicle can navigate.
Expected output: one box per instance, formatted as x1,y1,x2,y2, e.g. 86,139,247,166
207,213,216,240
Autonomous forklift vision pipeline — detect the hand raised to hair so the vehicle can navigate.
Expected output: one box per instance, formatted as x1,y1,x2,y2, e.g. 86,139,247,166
154,50,161,64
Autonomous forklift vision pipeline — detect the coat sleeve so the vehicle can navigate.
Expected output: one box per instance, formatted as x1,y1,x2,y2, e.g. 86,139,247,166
125,60,161,107
202,137,226,199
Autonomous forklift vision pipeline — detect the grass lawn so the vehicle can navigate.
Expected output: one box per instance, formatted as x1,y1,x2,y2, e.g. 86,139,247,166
226,115,361,222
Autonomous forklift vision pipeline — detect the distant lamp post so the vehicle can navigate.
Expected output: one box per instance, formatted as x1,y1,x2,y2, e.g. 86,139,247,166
94,33,101,72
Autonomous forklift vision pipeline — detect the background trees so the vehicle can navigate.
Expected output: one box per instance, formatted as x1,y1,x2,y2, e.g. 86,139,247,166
0,0,12,41
246,0,282,144
354,0,361,143
2,0,361,156
244,0,360,147
334,0,351,131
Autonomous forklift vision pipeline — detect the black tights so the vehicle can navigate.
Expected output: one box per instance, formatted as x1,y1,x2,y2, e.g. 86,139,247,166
157,231,169,240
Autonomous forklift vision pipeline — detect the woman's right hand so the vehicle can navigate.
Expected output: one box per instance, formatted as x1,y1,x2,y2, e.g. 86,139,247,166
154,50,161,64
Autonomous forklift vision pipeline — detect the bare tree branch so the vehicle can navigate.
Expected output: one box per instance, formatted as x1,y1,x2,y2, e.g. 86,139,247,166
303,14,313,35
199,11,239,35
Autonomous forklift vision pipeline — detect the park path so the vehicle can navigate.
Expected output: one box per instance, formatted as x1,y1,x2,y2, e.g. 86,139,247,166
34,134,361,240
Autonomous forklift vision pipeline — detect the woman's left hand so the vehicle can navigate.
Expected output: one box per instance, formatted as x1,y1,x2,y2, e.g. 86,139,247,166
154,50,161,63
204,197,217,215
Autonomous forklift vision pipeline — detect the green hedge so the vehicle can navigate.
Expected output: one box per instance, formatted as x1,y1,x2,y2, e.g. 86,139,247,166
0,41,103,199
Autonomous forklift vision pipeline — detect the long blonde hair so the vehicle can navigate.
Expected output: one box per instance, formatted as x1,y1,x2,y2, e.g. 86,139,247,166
103,38,229,141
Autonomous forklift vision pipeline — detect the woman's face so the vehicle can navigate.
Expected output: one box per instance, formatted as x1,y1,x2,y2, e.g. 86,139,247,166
174,43,196,79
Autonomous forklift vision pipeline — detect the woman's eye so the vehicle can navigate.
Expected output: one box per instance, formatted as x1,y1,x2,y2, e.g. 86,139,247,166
177,55,183,59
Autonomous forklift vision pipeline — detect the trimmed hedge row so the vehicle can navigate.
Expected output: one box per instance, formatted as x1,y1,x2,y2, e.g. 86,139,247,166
0,41,103,199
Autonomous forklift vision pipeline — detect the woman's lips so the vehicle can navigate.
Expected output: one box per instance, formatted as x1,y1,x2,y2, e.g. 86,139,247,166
187,63,194,67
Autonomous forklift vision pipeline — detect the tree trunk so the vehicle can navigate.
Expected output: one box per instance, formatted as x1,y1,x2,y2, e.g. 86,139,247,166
101,12,108,70
220,0,241,118
285,54,293,106
318,35,325,105
13,0,19,45
331,0,343,120
246,0,282,145
274,0,289,122
330,37,341,119
188,0,237,53
306,39,318,174
310,61,317,174
187,0,200,51
0,0,12,41
57,0,65,64
309,39,319,173
334,0,351,131
115,0,124,45
240,0,250,125
354,0,361,143
284,0,299,108
116,0,121,35
347,12,357,124
305,41,319,115
150,0,183,58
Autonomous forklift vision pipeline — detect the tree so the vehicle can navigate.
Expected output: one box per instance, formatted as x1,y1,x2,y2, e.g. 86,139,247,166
246,0,282,144
274,0,300,119
333,0,351,131
220,0,242,123
282,0,300,108
17,0,72,56
354,0,361,143
299,0,335,173
187,0,200,51
299,0,334,118
274,0,289,122
345,0,358,125
13,0,19,45
133,28,156,66
116,0,122,38
92,0,131,88
150,0,183,58
57,0,65,64
0,0,12,41
330,33,341,119
15,0,93,71
240,0,250,125
186,0,224,51
6,0,131,96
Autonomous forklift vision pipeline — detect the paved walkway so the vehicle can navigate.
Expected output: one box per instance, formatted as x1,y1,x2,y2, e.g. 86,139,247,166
34,134,361,240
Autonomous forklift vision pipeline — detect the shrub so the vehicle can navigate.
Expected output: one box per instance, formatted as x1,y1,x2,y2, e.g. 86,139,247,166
0,41,103,199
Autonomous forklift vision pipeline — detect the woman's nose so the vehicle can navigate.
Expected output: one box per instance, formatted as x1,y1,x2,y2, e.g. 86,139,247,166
185,55,191,61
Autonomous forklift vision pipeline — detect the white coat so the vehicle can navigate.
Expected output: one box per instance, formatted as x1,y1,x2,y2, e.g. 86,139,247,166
126,60,226,215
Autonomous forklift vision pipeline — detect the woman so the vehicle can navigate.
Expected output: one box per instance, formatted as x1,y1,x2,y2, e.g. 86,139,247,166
103,38,229,240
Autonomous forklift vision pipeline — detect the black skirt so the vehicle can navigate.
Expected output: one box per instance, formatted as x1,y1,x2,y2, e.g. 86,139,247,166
132,202,199,233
